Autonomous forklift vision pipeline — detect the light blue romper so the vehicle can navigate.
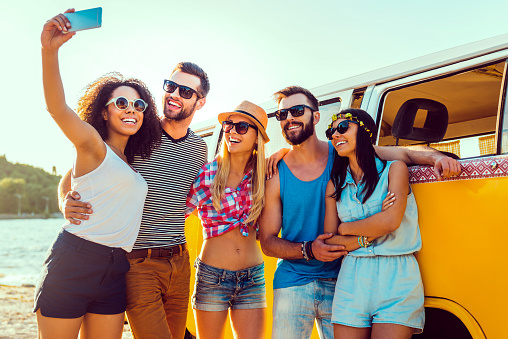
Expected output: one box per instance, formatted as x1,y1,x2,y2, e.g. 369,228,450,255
331,159,425,333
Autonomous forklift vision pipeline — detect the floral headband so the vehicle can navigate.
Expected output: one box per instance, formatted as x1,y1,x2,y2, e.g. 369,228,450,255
328,112,373,138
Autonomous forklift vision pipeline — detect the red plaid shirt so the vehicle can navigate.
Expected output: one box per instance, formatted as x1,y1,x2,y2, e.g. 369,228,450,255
186,160,256,239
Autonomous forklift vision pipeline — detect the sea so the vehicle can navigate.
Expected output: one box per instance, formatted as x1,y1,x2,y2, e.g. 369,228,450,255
0,218,64,286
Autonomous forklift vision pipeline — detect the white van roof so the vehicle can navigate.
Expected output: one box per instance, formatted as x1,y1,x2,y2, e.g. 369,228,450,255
269,33,508,102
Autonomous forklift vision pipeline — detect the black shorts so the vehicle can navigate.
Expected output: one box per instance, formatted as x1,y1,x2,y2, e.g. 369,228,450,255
34,229,130,318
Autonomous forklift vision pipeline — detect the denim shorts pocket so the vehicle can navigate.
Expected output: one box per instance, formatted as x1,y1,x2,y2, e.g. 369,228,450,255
250,270,265,287
197,266,220,286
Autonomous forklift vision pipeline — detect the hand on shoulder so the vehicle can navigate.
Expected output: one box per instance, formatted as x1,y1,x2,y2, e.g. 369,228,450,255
266,148,290,180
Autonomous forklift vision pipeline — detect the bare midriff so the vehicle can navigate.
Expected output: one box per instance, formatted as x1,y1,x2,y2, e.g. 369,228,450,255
199,226,263,271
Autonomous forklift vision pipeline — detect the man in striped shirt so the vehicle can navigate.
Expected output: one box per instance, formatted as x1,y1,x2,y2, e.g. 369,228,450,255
59,62,209,339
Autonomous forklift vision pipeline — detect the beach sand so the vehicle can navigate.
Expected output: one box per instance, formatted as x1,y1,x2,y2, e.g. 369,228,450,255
0,285,133,338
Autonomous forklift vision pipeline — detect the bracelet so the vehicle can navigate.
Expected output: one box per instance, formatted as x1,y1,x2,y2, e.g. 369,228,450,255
301,241,310,261
306,241,315,260
358,236,373,248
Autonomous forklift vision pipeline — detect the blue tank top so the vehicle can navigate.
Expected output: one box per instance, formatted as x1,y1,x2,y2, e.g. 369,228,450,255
337,159,422,256
273,142,341,289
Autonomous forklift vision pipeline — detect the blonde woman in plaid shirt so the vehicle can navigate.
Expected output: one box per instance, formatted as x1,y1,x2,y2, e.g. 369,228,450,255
186,101,269,339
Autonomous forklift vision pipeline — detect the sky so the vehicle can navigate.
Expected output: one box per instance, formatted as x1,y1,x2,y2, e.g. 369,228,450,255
2,0,508,174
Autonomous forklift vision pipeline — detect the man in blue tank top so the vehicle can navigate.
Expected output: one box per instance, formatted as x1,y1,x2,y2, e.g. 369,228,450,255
259,86,461,339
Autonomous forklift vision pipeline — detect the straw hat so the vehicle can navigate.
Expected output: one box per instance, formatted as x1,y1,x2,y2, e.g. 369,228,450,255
217,100,270,142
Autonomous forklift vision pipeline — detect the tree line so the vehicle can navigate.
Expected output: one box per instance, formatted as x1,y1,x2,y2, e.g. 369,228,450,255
0,155,61,216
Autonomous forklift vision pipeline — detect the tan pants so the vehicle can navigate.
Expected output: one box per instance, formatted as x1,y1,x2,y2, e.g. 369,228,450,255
125,249,191,339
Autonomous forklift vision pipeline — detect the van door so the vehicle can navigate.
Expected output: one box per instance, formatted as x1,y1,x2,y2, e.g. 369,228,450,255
367,57,508,339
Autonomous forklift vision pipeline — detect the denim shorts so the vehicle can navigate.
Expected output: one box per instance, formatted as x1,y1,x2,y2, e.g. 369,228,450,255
272,278,336,339
34,229,130,318
191,258,267,311
331,254,425,333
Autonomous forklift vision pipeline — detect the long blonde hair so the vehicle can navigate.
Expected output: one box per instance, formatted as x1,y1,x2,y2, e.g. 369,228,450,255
211,132,267,225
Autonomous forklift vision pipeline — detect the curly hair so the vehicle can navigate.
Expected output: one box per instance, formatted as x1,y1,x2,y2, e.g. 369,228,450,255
76,72,161,163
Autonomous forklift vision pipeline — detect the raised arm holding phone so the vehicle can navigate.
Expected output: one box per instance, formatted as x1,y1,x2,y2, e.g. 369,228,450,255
36,9,160,339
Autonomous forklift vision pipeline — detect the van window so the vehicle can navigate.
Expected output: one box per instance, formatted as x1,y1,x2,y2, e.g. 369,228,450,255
318,98,342,136
377,61,506,158
500,75,508,154
350,88,366,109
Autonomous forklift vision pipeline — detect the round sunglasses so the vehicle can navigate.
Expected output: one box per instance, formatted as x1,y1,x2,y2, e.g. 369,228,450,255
325,120,358,140
222,121,257,135
105,96,147,113
274,105,315,121
163,80,202,100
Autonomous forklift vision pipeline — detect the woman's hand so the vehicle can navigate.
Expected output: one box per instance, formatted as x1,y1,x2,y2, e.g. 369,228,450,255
382,191,395,211
337,192,396,235
266,148,290,179
41,9,76,51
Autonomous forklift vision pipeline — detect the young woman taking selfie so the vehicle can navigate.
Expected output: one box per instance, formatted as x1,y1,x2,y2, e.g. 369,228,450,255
36,9,160,339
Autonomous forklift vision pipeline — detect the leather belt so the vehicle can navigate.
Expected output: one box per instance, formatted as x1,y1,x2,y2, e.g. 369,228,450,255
126,244,187,259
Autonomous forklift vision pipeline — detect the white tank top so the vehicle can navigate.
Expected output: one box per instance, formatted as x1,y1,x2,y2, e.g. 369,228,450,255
63,144,148,252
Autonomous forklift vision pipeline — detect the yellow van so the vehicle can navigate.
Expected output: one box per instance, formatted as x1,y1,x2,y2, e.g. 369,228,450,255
188,33,508,338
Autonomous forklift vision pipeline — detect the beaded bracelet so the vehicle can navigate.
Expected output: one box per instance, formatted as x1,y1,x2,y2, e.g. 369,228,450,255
358,236,373,248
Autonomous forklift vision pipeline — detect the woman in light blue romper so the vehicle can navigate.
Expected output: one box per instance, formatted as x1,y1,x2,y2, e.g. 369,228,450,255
323,108,424,339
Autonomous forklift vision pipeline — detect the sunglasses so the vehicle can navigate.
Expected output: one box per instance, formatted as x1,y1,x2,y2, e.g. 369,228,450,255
105,96,147,113
274,105,315,121
326,120,358,140
163,80,202,99
222,121,258,135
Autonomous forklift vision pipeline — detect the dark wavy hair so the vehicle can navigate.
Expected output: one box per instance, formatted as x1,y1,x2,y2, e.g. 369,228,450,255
76,72,161,163
330,108,386,203
171,62,210,98
273,85,319,111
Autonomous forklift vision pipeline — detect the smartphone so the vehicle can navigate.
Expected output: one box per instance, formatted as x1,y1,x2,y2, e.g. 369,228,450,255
64,7,102,32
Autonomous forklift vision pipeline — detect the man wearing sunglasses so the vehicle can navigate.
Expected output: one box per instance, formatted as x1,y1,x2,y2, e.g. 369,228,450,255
259,86,461,339
59,62,210,339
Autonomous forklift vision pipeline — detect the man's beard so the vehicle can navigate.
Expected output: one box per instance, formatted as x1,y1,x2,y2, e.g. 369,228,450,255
282,114,314,145
163,98,198,121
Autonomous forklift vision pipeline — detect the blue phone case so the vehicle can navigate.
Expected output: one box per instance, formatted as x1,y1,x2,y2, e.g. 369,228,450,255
64,7,102,32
